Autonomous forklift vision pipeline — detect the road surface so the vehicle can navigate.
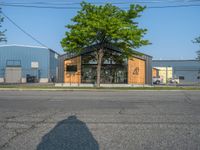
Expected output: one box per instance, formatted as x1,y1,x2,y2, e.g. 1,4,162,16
0,90,200,150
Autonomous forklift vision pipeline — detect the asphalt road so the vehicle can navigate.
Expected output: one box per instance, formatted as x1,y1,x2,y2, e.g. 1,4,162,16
0,90,200,150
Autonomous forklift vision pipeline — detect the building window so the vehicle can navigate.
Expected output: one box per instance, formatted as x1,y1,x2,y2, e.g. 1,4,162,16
179,76,184,80
81,50,128,84
66,65,77,72
6,60,21,67
197,76,200,80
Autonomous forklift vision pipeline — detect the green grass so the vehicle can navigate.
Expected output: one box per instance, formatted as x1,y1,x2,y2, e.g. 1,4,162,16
0,84,200,90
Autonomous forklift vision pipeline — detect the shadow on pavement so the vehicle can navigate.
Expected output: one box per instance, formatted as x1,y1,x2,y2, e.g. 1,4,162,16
37,115,99,150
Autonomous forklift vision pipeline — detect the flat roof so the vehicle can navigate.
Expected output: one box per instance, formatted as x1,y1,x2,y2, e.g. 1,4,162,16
0,44,47,49
0,44,60,55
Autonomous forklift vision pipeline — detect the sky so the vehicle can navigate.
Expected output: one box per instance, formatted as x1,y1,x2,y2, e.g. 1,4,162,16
1,0,200,60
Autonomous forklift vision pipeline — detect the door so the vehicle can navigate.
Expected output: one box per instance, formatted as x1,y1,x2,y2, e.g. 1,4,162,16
5,67,22,83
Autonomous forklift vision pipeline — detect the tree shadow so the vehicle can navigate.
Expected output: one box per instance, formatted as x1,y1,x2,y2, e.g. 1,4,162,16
37,115,99,150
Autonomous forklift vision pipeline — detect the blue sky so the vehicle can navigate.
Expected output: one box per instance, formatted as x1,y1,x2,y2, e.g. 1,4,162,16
1,0,200,60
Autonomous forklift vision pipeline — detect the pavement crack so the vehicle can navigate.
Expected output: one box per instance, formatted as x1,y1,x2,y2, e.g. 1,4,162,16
182,91,192,104
118,107,125,114
0,111,58,150
5,116,16,120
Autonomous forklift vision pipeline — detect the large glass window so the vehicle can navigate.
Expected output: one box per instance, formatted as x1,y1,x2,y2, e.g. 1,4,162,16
66,65,77,72
81,50,128,84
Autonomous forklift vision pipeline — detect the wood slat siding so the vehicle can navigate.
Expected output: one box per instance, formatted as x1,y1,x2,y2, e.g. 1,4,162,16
64,56,146,84
152,68,158,78
128,57,146,84
64,57,81,83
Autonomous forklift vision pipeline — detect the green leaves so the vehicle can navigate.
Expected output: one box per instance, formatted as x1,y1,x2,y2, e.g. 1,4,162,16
193,36,200,60
0,8,6,43
61,1,149,57
193,36,200,44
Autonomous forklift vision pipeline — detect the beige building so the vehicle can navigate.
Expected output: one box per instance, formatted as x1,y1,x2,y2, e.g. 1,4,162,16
154,67,173,84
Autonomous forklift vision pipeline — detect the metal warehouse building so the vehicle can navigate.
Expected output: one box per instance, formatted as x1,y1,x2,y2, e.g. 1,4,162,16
58,43,152,85
0,45,59,83
152,60,200,84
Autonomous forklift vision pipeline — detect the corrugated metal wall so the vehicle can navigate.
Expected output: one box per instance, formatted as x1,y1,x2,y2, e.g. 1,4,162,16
145,55,153,85
57,53,69,83
49,50,59,82
0,45,59,82
152,60,200,84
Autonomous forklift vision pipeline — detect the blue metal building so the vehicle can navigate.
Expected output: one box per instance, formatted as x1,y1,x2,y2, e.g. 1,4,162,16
152,60,200,84
0,45,59,83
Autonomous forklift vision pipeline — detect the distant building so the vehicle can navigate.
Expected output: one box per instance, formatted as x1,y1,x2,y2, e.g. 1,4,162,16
152,67,159,78
152,60,200,84
153,67,173,84
0,45,59,83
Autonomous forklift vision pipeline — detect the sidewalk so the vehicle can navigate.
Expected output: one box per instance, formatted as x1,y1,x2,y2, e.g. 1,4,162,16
0,84,200,91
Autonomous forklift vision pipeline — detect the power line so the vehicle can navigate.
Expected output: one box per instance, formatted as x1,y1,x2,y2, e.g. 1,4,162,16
1,0,200,7
1,3,200,9
0,0,189,5
148,3,200,8
1,11,49,48
1,0,200,5
0,4,80,9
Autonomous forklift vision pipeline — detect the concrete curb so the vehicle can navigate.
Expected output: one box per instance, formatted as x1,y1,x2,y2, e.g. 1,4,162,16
0,88,200,92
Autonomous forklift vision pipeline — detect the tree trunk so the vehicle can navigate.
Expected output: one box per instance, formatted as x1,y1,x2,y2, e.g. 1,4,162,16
96,49,104,88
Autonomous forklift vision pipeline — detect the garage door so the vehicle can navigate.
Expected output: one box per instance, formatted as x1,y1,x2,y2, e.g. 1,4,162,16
5,67,22,83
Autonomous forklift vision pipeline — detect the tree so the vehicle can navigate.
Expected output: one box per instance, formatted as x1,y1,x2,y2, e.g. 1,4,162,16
0,8,6,43
193,36,200,60
61,2,149,87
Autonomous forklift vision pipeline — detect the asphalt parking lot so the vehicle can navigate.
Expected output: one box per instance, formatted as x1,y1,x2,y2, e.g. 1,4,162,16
0,90,200,150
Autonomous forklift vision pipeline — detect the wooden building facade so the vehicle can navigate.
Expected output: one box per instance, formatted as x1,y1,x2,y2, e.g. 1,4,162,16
59,44,152,85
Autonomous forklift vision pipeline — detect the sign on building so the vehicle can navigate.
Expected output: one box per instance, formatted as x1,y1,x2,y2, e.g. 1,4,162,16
31,62,39,68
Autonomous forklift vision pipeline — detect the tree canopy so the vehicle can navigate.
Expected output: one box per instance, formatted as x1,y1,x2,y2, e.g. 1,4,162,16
61,2,149,56
61,2,149,87
193,36,200,60
0,8,6,43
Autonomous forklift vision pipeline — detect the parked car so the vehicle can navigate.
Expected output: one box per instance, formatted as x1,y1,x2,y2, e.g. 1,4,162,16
26,74,37,83
168,78,179,84
153,77,162,84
